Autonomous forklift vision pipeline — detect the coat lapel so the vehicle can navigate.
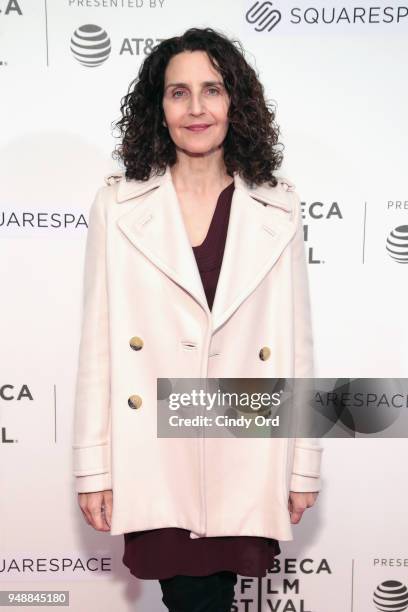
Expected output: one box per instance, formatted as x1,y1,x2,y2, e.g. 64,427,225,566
114,165,297,334
116,166,208,313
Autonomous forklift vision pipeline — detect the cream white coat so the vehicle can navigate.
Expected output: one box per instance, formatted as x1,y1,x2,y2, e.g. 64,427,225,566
72,165,323,540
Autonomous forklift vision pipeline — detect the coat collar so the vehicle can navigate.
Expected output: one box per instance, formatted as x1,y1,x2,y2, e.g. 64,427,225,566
108,165,297,335
107,165,294,212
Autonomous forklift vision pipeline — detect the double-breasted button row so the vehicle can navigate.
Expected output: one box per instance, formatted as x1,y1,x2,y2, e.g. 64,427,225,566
259,346,271,361
129,336,144,409
127,339,269,407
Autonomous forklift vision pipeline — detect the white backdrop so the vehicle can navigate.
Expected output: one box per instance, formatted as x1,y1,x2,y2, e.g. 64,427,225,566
1,1,408,610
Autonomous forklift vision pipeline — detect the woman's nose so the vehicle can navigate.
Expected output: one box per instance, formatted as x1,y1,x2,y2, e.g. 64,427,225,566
188,94,205,115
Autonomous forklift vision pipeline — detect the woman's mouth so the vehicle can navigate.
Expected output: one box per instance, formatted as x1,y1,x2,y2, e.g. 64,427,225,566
185,124,211,132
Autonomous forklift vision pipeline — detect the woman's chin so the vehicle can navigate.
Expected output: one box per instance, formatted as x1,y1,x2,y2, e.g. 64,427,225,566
175,143,223,157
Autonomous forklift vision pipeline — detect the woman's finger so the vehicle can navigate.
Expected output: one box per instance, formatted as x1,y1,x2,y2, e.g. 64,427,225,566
78,494,93,526
103,491,113,529
88,497,110,531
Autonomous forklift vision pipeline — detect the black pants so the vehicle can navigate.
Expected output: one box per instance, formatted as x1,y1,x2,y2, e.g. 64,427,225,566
159,570,237,612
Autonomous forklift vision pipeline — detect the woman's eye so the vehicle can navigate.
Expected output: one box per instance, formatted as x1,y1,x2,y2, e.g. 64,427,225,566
171,87,220,98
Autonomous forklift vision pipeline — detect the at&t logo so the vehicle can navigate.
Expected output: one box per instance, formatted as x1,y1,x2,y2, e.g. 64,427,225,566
70,24,111,67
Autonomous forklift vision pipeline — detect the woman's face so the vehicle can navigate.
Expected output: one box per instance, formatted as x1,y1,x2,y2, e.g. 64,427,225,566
162,50,230,157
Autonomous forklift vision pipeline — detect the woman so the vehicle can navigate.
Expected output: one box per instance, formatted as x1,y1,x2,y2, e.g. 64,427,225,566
73,27,323,612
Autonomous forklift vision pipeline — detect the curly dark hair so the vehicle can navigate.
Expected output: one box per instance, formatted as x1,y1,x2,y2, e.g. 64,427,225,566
111,27,284,188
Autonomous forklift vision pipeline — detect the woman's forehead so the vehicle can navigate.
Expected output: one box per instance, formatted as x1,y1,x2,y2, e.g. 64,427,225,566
164,50,221,79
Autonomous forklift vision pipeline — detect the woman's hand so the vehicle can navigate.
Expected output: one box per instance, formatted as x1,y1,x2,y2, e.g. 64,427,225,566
288,491,319,524
77,490,112,531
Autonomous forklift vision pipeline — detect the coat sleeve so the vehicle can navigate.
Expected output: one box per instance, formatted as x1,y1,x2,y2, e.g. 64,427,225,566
72,186,112,493
288,189,323,493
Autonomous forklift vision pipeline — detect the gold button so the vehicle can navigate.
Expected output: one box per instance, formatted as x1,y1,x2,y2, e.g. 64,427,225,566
259,346,271,361
128,394,143,409
129,336,144,351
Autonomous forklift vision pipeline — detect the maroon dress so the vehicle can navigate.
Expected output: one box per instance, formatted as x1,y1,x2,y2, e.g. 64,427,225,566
122,180,281,580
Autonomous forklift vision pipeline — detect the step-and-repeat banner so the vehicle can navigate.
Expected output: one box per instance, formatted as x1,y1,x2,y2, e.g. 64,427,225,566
1,1,407,610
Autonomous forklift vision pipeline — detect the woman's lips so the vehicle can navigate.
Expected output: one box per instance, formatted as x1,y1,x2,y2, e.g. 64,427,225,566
185,125,211,132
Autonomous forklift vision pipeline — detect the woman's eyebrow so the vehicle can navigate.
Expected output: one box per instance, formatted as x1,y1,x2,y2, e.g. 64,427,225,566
164,80,224,91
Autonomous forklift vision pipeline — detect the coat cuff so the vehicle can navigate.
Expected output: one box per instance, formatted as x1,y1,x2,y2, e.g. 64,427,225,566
289,473,321,492
289,442,323,492
73,443,111,493
74,472,112,493
73,442,110,476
